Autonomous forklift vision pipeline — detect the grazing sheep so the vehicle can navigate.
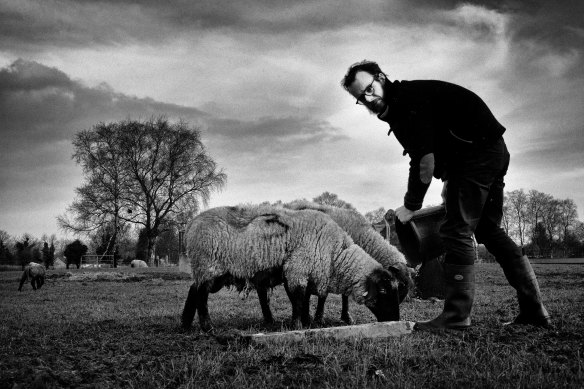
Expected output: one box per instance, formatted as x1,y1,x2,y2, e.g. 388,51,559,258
285,201,414,324
181,205,401,333
18,262,46,291
130,259,148,268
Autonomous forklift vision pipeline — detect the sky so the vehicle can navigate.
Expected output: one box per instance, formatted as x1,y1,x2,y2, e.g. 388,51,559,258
0,0,583,239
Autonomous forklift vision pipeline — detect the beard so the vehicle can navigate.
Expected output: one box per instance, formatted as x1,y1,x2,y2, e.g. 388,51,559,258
364,97,387,115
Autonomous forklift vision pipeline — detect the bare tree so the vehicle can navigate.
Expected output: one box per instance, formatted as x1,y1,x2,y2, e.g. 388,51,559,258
557,198,578,243
540,198,561,256
60,118,226,262
526,190,551,244
364,207,387,223
573,221,584,242
0,230,12,247
506,189,529,247
58,122,128,256
118,118,226,261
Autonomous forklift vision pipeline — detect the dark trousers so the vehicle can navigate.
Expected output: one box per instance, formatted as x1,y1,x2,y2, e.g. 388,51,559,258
440,137,523,265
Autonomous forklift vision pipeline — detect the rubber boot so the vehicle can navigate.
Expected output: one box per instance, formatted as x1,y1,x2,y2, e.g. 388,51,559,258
415,263,475,331
501,256,551,327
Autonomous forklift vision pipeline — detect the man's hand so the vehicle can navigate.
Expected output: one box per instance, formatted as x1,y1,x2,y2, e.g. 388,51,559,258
395,206,415,223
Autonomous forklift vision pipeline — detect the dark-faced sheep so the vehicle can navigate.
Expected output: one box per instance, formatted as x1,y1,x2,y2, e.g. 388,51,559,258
181,205,401,332
284,200,414,324
18,262,46,291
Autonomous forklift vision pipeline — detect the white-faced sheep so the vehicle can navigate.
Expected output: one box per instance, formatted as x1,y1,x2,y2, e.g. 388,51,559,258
18,262,46,291
181,205,401,333
130,259,148,268
284,201,414,324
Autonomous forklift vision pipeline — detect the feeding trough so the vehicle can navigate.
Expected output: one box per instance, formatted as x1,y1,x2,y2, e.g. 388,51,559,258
236,321,414,345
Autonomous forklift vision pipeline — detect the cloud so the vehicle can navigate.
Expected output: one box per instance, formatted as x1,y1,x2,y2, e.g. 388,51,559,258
0,59,207,145
0,59,348,236
11,0,580,52
208,116,348,153
1,1,583,237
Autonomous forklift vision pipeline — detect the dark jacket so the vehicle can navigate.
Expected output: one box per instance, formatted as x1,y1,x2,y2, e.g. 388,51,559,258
377,80,506,211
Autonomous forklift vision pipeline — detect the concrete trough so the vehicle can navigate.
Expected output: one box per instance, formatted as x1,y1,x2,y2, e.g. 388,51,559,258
243,321,415,345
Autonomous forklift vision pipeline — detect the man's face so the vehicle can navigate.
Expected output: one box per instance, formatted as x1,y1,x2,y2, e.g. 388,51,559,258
347,71,387,115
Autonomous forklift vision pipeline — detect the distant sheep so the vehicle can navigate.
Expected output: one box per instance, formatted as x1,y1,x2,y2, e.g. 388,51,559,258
181,205,401,332
18,262,46,291
285,201,414,324
130,260,148,268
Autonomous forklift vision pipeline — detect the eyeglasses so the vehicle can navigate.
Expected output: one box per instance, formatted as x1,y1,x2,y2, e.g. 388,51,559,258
356,76,377,105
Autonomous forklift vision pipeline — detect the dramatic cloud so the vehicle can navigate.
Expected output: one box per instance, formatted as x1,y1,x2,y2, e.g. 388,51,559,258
3,1,582,53
0,59,349,236
0,1,582,238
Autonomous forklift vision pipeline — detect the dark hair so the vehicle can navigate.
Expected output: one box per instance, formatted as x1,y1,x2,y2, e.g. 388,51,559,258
341,60,385,91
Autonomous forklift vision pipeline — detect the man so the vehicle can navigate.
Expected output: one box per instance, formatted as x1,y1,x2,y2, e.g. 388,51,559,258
341,60,551,330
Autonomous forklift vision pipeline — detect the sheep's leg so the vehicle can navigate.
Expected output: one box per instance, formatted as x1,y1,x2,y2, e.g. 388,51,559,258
196,283,215,333
31,278,37,290
314,295,326,324
18,271,27,292
340,295,354,325
38,277,44,289
257,287,275,324
302,293,313,325
182,283,199,329
284,281,306,330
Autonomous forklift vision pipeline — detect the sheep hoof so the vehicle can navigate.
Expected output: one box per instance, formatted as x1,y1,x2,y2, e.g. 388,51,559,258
203,326,216,335
292,319,303,331
200,320,215,334
341,314,354,325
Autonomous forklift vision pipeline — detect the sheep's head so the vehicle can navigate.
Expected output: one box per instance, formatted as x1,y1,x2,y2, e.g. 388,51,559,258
362,268,400,322
387,262,415,303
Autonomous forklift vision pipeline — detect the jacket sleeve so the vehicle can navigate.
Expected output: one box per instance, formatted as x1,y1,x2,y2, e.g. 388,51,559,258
404,152,434,211
403,107,435,211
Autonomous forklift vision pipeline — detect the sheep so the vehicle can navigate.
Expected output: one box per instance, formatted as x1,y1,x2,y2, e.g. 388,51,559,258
284,200,414,324
181,205,401,333
130,259,148,268
18,262,46,291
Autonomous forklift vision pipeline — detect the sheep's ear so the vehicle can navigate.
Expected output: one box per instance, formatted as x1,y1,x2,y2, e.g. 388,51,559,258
364,275,379,302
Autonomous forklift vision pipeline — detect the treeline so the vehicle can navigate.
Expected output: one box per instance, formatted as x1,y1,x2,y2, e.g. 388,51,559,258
0,233,60,270
365,188,584,259
2,187,582,269
0,227,182,269
503,189,583,258
273,189,584,259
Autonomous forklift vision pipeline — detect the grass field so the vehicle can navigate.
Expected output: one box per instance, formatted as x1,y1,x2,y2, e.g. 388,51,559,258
1,263,583,388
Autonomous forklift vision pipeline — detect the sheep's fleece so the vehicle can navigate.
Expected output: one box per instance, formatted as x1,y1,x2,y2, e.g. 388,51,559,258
18,262,46,291
285,200,412,299
130,259,148,268
187,205,380,300
182,205,400,331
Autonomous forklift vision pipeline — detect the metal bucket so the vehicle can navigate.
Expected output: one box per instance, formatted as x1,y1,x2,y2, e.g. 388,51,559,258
395,205,446,267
